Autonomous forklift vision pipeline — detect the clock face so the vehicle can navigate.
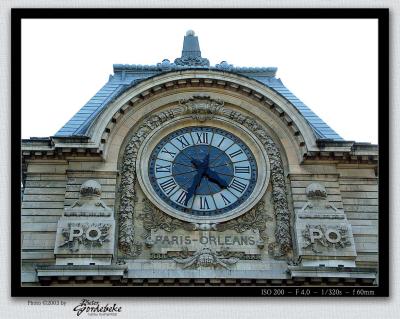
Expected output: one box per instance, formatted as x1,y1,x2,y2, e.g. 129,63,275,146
148,126,257,217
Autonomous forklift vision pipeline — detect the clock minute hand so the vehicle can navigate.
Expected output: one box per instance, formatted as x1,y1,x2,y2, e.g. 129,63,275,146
185,171,201,206
205,168,229,189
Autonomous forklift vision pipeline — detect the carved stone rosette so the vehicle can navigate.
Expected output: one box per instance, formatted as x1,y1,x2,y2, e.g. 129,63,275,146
118,96,292,257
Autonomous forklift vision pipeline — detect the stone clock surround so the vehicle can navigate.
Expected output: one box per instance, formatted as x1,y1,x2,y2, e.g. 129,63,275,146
117,97,292,258
135,115,271,224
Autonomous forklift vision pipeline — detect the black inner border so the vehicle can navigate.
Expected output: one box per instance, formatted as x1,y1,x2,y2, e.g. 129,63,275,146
11,8,389,297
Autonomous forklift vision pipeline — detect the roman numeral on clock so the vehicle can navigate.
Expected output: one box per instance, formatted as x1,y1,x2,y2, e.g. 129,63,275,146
199,196,210,210
228,149,243,159
234,166,250,174
195,132,209,144
217,137,225,148
229,179,247,194
159,178,177,195
156,164,171,173
175,135,190,148
221,193,231,206
161,148,176,158
175,190,188,205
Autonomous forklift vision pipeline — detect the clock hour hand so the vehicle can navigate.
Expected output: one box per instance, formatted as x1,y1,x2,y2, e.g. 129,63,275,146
186,154,210,206
191,158,203,168
205,168,229,189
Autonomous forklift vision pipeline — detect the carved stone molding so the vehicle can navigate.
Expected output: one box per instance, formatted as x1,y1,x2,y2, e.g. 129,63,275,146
118,97,292,257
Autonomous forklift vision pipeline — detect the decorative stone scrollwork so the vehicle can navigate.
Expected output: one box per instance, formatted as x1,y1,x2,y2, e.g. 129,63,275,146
179,96,224,122
216,201,271,243
138,199,195,240
174,55,210,67
173,247,239,269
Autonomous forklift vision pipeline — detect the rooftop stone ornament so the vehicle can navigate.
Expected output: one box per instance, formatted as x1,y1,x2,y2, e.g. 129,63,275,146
174,29,210,67
305,183,328,199
65,179,112,216
80,180,102,198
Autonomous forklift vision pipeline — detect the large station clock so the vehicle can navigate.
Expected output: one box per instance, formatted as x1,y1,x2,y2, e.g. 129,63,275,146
137,118,270,223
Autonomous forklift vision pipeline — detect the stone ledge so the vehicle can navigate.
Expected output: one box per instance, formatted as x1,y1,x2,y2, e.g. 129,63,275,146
36,264,127,279
287,265,377,280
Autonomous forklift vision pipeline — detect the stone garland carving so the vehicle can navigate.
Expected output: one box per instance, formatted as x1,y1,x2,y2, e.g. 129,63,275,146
173,247,239,269
302,224,351,254
216,201,272,243
118,96,292,257
118,109,179,257
139,198,195,240
58,222,111,252
222,109,292,255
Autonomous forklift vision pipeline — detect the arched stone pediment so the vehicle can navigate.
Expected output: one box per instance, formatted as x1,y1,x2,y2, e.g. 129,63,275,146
85,70,320,169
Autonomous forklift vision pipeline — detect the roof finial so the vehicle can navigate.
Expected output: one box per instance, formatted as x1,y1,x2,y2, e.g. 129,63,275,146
174,30,210,67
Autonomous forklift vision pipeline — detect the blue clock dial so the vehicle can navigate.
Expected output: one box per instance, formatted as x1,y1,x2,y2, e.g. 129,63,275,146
148,127,257,217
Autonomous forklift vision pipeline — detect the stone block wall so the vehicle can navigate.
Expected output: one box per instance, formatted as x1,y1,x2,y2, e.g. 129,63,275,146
339,175,378,268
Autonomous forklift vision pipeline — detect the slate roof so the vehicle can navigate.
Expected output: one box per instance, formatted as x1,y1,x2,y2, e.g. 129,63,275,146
55,31,342,141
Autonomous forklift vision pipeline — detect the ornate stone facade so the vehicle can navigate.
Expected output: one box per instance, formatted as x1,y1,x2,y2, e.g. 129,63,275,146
20,31,378,287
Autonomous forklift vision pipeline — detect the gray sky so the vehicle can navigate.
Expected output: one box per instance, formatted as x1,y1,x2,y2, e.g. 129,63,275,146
21,19,378,143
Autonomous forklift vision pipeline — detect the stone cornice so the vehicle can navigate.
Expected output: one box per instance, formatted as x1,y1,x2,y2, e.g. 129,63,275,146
93,73,316,158
113,63,278,77
304,140,378,164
